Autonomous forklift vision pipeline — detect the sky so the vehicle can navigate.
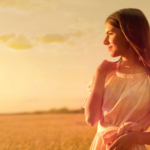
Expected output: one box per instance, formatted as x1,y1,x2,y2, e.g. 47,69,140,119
0,0,150,113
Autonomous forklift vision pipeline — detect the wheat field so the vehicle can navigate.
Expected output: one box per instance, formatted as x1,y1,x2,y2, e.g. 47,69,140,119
0,114,149,150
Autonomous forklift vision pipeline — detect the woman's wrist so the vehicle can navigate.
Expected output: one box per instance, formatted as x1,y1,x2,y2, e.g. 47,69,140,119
130,131,142,145
132,131,150,145
96,68,107,77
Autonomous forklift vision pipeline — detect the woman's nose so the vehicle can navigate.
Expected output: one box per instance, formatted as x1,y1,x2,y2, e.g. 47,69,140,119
103,37,109,45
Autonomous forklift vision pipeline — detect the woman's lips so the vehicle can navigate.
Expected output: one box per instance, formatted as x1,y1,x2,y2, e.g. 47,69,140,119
108,46,113,51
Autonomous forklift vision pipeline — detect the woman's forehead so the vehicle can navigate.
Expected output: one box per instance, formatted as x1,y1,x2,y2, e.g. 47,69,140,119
105,22,115,30
105,25,115,34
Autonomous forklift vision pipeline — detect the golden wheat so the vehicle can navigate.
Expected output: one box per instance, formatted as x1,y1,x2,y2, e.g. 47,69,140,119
0,114,149,150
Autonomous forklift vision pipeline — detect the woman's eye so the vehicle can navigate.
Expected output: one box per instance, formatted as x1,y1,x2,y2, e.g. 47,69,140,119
108,33,113,35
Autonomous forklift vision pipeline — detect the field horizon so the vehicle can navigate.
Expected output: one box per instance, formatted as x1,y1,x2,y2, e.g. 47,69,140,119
0,107,84,115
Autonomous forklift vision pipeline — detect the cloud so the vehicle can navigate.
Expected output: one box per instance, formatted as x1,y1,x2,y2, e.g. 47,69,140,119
38,34,68,44
4,34,33,49
0,0,55,12
0,33,16,42
35,17,102,55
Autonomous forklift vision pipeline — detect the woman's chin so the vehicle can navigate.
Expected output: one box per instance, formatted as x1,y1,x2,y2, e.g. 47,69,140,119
109,53,119,57
109,52,115,57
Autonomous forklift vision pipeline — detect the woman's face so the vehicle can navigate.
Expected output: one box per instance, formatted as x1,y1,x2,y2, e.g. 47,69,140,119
103,22,130,57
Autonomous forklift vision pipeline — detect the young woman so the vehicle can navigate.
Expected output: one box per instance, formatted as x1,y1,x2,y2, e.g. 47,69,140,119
82,8,150,150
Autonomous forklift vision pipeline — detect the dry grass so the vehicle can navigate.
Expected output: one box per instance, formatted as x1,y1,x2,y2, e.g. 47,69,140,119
0,114,96,150
0,114,149,150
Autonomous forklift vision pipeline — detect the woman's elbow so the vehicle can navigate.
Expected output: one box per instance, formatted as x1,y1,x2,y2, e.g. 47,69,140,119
85,117,97,127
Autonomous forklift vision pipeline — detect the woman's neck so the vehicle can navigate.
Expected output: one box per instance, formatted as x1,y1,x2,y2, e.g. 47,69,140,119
118,57,145,74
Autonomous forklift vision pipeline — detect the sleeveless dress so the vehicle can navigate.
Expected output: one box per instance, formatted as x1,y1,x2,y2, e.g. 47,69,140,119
82,65,150,150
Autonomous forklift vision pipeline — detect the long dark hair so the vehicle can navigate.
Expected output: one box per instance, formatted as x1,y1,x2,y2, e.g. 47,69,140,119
106,8,150,80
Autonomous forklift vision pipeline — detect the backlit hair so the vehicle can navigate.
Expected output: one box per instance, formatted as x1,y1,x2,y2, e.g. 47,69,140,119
106,8,150,80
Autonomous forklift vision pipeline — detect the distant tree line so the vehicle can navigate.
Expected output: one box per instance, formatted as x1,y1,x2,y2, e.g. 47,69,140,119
33,107,84,114
0,107,84,115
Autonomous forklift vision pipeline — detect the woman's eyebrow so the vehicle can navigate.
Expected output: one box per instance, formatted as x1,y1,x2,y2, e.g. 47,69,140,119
105,30,113,34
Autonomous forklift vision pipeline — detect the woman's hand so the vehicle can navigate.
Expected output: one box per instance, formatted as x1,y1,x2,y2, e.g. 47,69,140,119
107,132,137,150
97,60,117,76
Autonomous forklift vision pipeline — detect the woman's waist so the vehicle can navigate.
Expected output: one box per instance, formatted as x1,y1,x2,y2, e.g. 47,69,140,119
97,121,143,134
97,121,143,144
97,122,118,133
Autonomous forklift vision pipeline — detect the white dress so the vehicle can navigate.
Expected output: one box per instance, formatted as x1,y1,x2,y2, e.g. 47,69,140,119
83,67,150,150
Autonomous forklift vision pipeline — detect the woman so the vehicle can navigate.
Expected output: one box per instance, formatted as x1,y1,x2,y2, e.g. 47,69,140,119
82,8,150,150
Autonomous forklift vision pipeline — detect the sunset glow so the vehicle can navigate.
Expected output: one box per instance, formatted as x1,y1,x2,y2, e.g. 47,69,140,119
0,0,149,113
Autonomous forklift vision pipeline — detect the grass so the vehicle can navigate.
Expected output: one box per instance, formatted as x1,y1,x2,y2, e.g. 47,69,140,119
0,114,149,150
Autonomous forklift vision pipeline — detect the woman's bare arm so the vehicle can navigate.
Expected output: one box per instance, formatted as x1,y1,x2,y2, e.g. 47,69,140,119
84,60,116,126
84,70,106,126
